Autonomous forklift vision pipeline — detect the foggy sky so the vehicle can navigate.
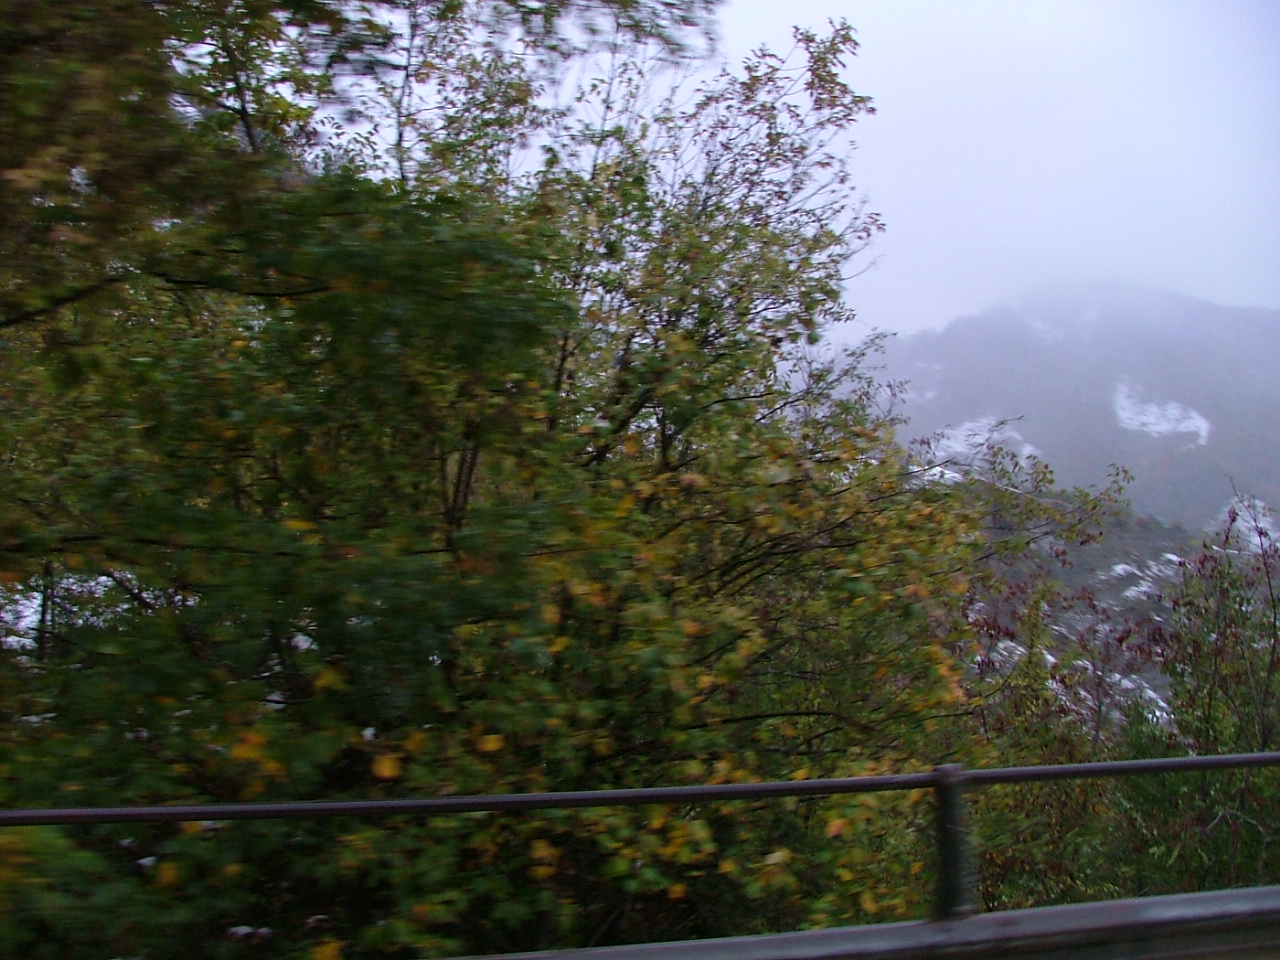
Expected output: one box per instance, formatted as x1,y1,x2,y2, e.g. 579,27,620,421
713,0,1280,334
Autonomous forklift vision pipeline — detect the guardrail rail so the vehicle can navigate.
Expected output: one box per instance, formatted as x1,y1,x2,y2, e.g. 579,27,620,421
4,750,1280,955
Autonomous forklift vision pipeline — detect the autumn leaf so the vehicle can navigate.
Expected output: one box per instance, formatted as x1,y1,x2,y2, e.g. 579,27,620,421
371,754,403,780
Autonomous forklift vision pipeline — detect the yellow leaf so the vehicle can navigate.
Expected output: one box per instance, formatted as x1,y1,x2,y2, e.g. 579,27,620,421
789,767,810,781
667,882,688,900
825,818,848,838
314,667,346,691
477,734,505,753
540,604,561,626
548,635,569,654
859,890,879,915
283,519,316,532
404,730,428,754
155,861,181,888
371,754,402,780
312,942,344,960
228,730,267,762
529,864,557,880
529,839,559,862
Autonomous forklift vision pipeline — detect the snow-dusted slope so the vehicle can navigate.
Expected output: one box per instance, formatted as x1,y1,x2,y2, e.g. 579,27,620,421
1112,383,1210,447
880,283,1280,528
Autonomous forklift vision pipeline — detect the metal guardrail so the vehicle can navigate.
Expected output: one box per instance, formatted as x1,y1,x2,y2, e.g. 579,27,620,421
3,751,1279,921
463,886,1280,960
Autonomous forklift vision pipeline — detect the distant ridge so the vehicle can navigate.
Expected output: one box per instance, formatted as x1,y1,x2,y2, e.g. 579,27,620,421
879,283,1280,528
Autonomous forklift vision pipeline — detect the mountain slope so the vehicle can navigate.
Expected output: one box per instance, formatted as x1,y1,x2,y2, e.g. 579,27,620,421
879,283,1280,528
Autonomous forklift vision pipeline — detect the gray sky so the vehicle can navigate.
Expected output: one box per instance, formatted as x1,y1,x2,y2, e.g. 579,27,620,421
713,0,1280,334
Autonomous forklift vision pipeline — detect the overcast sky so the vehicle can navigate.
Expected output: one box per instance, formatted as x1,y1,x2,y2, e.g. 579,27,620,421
710,0,1280,334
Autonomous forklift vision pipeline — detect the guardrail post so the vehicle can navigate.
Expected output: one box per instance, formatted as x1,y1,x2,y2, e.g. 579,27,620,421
934,763,976,920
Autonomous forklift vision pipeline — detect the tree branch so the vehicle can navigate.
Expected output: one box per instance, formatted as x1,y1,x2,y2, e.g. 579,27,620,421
1,276,123,329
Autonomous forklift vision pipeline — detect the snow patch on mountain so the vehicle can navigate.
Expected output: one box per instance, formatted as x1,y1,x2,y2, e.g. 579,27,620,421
1215,495,1278,550
1112,383,1210,446
1095,553,1183,603
933,416,1041,462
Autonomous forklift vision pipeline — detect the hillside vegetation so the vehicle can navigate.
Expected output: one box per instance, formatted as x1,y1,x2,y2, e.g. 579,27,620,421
1,4,1276,956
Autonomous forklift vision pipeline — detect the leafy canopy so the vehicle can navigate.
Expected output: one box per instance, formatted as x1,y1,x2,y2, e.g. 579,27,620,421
0,2,1179,956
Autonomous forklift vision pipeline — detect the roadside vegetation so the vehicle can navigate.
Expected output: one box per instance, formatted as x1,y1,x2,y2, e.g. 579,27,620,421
1,3,1275,955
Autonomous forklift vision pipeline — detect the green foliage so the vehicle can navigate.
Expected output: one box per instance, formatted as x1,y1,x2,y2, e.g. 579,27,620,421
1112,501,1280,894
0,1,1207,955
1158,502,1280,755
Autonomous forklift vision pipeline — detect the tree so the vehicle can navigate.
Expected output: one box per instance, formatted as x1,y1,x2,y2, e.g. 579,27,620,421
0,0,718,332
0,4,1132,955
1114,498,1280,894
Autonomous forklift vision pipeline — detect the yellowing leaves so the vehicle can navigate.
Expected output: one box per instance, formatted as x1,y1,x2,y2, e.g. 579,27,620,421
0,14,1123,949
313,666,346,691
228,729,284,778
154,861,181,888
528,840,560,881
403,729,429,755
566,579,608,607
371,754,403,780
529,839,559,862
226,734,263,760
